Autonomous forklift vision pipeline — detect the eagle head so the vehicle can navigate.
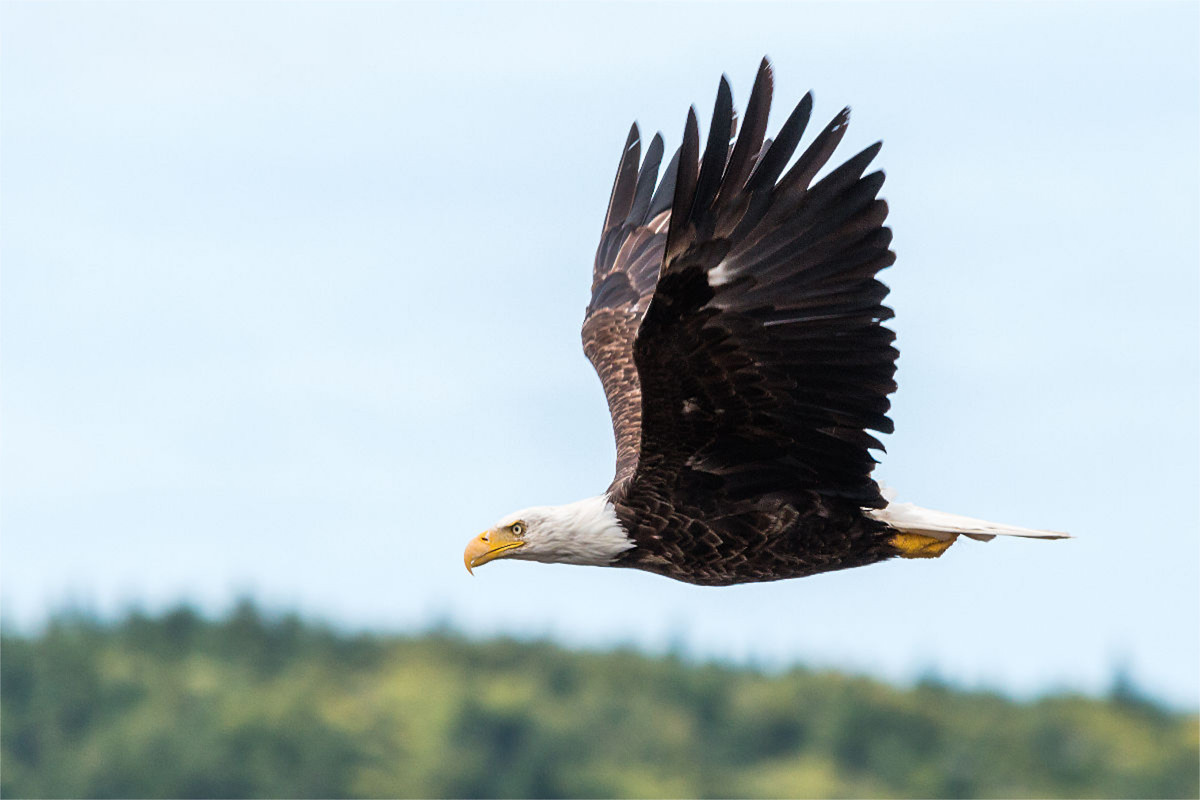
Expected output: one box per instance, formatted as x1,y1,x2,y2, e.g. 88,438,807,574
463,515,529,573
463,497,633,574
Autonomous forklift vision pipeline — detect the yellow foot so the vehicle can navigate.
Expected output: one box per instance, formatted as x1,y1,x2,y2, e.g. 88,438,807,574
889,532,957,559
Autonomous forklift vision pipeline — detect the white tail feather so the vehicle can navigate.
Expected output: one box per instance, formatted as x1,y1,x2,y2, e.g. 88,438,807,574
866,501,1070,542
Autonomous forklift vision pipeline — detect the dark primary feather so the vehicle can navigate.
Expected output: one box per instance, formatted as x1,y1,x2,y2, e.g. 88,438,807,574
690,76,733,228
718,62,772,207
582,60,899,584
664,107,701,263
627,134,664,226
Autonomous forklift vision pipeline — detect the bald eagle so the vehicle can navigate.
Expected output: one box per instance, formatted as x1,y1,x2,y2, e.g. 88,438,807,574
464,60,1067,586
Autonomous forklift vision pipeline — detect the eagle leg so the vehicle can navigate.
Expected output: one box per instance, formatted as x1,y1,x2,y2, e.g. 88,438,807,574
888,532,957,559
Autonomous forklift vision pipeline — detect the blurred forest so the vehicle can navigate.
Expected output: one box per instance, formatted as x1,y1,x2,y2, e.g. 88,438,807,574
3,601,1196,799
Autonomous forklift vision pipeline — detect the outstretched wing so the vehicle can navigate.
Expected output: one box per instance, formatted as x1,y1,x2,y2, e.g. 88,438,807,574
582,124,681,486
624,59,898,511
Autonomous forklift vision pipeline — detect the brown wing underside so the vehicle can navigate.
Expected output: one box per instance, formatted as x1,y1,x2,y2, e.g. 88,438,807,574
582,125,676,487
581,309,644,485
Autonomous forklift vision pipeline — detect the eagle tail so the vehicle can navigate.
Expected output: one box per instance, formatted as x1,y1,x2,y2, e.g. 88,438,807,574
867,500,1070,554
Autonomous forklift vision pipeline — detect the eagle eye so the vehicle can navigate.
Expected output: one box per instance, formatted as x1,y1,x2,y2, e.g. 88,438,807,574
510,522,525,536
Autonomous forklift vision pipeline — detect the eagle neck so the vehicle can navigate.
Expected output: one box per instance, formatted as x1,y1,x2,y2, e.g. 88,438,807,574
529,495,634,566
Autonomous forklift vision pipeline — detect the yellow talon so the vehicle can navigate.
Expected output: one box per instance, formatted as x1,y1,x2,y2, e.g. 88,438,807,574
889,532,957,559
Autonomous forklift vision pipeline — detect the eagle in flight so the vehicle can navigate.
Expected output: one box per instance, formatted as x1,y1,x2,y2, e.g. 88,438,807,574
464,59,1067,586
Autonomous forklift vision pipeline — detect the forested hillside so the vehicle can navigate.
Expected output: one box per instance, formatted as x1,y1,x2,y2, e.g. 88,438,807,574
3,603,1196,798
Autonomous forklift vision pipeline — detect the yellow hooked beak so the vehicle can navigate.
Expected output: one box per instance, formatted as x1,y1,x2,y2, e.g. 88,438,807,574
463,528,525,574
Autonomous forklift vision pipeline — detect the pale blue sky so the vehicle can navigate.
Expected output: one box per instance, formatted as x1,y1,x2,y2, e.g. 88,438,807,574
3,2,1197,706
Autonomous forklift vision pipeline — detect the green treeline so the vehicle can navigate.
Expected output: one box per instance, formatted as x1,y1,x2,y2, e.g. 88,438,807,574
3,602,1197,799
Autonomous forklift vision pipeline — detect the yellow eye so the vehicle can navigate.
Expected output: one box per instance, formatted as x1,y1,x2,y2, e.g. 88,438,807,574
511,522,525,536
